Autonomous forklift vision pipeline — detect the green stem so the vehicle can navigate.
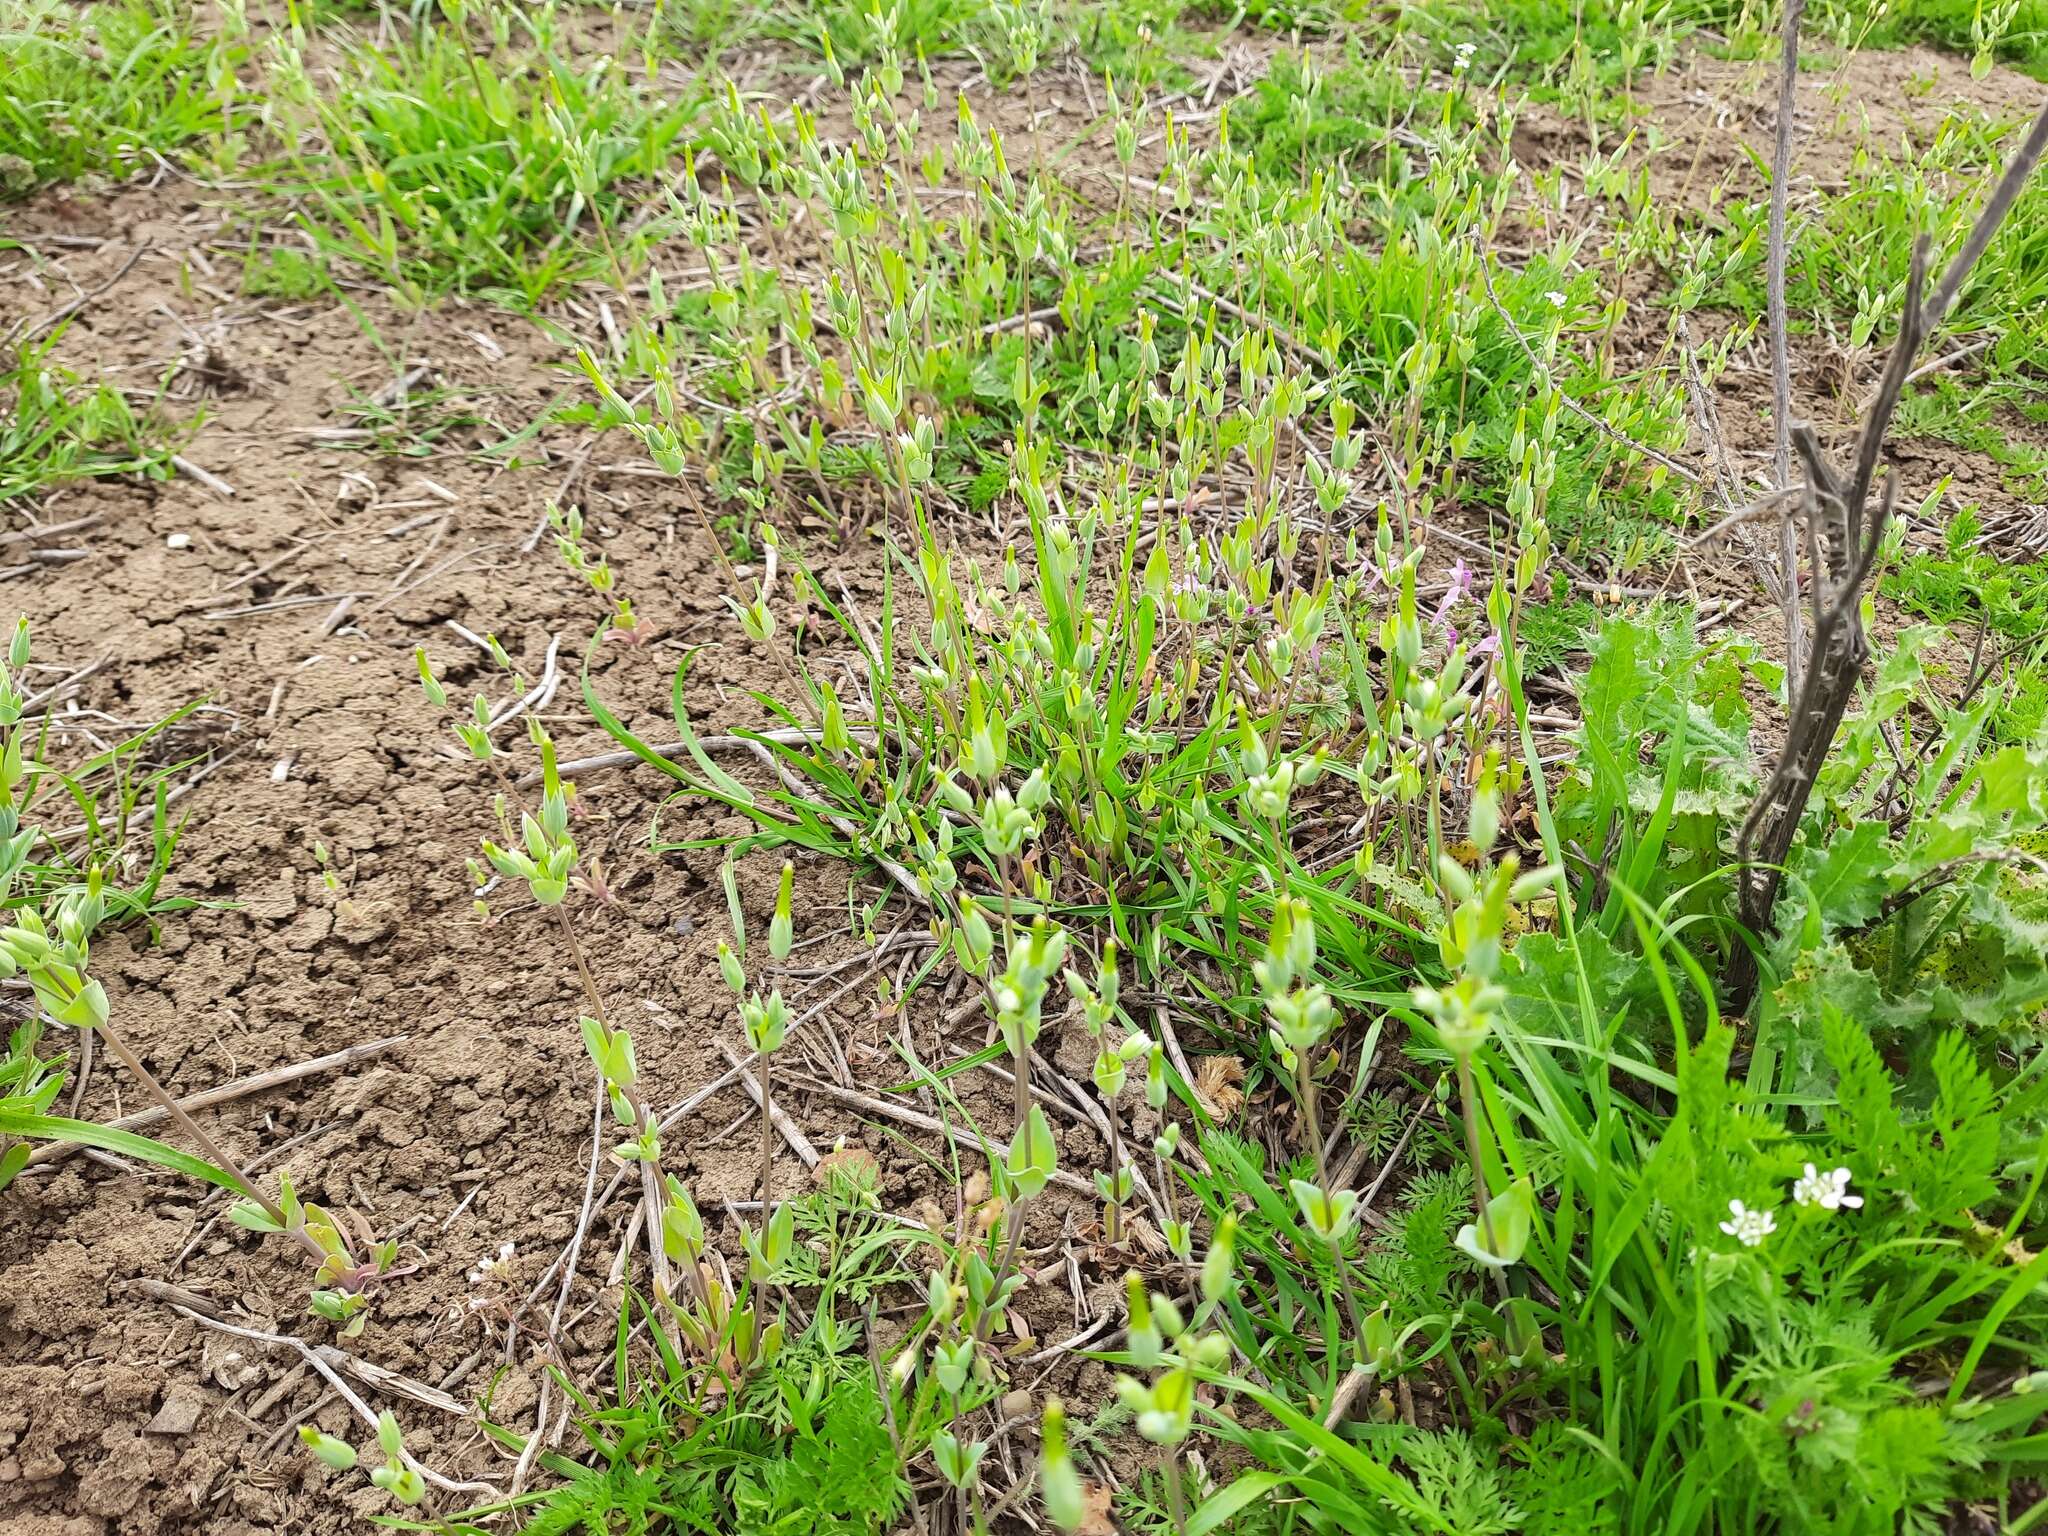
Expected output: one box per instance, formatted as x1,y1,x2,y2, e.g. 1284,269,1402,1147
1455,1053,1509,1300
1296,1058,1371,1364
1103,1087,1124,1247
554,904,675,1304
759,1047,776,1209
96,1021,314,1255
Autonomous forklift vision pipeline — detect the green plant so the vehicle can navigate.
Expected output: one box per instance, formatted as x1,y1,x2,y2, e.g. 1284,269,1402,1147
339,7,2048,1533
0,329,182,503
238,242,332,301
0,0,244,194
421,1155,927,1535
299,1410,427,1506
0,624,398,1334
268,0,700,303
1704,101,2048,372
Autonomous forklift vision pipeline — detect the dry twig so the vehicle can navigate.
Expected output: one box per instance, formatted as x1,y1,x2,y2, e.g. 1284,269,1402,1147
1731,95,2048,1006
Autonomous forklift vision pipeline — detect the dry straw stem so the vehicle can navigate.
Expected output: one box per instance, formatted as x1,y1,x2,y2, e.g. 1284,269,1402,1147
25,1034,407,1168
158,1299,496,1497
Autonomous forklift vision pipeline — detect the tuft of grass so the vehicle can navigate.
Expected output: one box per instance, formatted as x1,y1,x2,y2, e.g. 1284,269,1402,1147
239,243,333,302
0,0,243,196
1704,102,2048,368
669,0,1013,66
0,330,181,505
269,3,701,304
1686,0,2048,78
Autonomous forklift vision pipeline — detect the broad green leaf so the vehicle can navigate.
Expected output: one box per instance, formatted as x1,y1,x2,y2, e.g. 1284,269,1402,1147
1786,820,1892,932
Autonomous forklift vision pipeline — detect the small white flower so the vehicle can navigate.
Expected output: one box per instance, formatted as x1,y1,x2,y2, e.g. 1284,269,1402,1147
467,1240,517,1286
1790,1163,1864,1212
1719,1199,1776,1248
1544,289,1568,309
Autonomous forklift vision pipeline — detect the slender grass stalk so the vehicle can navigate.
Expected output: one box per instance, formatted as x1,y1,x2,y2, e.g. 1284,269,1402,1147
759,1047,776,1208
553,903,673,1302
1293,1057,1371,1363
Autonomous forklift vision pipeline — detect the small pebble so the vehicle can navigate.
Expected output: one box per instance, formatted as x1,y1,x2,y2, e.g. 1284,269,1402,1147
165,532,191,550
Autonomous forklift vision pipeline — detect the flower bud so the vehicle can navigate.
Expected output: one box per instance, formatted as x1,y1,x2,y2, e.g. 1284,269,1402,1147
1202,1214,1238,1303
768,861,794,962
1041,1399,1085,1531
298,1426,357,1471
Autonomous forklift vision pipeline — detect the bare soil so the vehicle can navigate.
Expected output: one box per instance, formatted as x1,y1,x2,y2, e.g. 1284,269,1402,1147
0,166,1132,1531
1,31,2044,1536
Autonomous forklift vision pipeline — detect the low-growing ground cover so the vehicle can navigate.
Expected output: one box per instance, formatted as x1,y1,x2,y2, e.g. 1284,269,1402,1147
2,1,2048,1533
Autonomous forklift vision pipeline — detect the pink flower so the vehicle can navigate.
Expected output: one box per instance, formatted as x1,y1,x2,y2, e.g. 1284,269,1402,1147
1430,559,1474,631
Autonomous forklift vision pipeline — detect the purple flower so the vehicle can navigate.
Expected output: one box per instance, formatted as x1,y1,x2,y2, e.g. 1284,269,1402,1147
1430,559,1473,631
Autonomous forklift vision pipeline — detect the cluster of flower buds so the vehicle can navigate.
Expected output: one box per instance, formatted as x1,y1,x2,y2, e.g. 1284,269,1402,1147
1289,1177,1360,1246
729,524,780,644
479,736,576,906
415,644,522,766
931,1426,986,1497
658,1175,781,1375
547,502,635,635
1062,943,1146,1222
1410,814,1555,1273
578,1014,659,1164
0,875,107,1031
1256,898,1335,1073
0,620,34,817
1064,940,1119,1039
1308,396,1368,518
1112,1249,1237,1452
722,869,795,1062
895,1239,1023,1405
1348,518,1499,831
1237,713,1320,823
1456,1178,1536,1271
299,1410,422,1505
742,1199,796,1284
960,676,1007,784
1412,854,1556,1060
992,917,1067,1059
1006,1103,1058,1203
